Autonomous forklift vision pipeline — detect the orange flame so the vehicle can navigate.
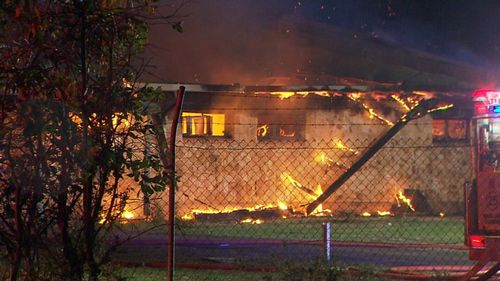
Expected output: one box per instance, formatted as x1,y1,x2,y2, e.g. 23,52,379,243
282,173,317,198
391,94,411,111
241,218,264,224
270,91,296,99
257,124,269,137
347,93,394,126
279,127,296,137
412,91,435,99
377,211,393,216
315,152,334,166
332,139,359,155
278,200,288,211
266,91,331,99
396,191,415,212
427,103,454,113
121,210,135,220
181,214,194,221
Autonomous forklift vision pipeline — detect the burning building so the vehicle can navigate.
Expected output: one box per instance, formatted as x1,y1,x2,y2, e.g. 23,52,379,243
129,82,472,221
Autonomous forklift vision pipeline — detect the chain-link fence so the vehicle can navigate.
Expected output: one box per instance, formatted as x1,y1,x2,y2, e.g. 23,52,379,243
111,133,474,280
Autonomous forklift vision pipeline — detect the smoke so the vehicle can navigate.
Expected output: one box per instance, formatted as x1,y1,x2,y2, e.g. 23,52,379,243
143,1,307,85
141,0,500,90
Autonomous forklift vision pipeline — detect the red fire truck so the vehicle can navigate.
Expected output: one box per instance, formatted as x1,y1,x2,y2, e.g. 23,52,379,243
464,89,500,280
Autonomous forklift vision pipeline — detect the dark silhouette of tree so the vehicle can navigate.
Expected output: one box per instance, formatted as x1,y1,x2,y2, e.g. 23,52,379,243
0,1,183,280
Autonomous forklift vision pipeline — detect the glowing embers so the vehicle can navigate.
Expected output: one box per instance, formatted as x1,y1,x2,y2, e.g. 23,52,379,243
257,114,304,140
428,103,454,113
257,124,269,137
391,94,421,112
265,91,331,100
99,209,137,224
240,218,263,224
282,172,317,198
360,210,393,217
185,204,285,223
396,190,415,212
331,139,359,155
279,127,296,137
390,189,433,215
347,93,394,126
282,173,331,216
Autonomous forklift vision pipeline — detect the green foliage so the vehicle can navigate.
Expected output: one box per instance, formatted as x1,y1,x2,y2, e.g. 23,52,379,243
0,1,182,280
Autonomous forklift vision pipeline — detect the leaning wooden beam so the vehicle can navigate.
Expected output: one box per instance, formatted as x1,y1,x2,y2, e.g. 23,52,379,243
306,99,437,215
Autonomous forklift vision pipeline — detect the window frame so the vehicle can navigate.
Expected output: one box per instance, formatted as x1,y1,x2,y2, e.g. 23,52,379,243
181,112,227,138
432,118,469,143
256,113,305,141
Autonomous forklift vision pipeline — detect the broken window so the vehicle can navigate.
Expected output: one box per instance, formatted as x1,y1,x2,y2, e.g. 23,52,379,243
257,114,305,141
181,112,226,137
432,119,468,142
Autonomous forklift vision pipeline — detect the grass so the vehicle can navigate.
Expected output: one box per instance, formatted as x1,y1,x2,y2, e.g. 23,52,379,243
116,267,273,281
116,266,396,281
174,216,464,245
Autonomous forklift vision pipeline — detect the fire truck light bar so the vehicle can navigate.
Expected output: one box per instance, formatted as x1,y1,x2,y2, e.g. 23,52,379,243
473,90,500,115
469,235,486,249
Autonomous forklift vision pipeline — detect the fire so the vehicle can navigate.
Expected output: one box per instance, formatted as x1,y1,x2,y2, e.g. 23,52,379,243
315,152,334,166
315,152,348,170
266,91,331,99
439,212,445,217
347,93,394,126
396,191,415,212
377,211,392,216
181,214,194,221
297,91,330,97
310,204,323,215
282,173,317,197
278,200,288,211
391,94,411,111
112,113,131,130
314,184,323,196
332,139,359,155
412,91,435,99
348,93,362,101
427,103,454,113
279,127,296,137
240,218,263,224
257,124,269,137
406,97,421,108
121,210,135,220
98,209,136,224
360,210,392,217
270,91,296,99
309,185,332,216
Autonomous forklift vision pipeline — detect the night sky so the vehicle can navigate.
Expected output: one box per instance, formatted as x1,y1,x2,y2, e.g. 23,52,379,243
144,0,500,90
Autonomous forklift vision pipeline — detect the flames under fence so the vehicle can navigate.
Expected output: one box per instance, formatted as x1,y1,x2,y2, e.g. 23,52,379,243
113,136,474,280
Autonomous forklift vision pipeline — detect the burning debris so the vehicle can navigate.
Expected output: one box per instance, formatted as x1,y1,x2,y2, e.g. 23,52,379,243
314,151,348,170
331,139,359,156
256,124,269,137
347,93,395,126
390,189,434,215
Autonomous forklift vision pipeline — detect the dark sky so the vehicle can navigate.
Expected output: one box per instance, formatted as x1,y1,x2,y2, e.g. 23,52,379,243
144,0,500,90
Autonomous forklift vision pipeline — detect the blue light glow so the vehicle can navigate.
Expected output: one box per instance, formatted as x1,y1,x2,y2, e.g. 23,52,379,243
493,105,500,113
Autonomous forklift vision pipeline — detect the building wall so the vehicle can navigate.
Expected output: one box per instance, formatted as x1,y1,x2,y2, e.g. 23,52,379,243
174,105,471,218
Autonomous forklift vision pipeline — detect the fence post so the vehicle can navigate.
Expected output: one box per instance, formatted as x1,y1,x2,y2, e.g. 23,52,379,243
323,222,332,261
167,86,185,281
